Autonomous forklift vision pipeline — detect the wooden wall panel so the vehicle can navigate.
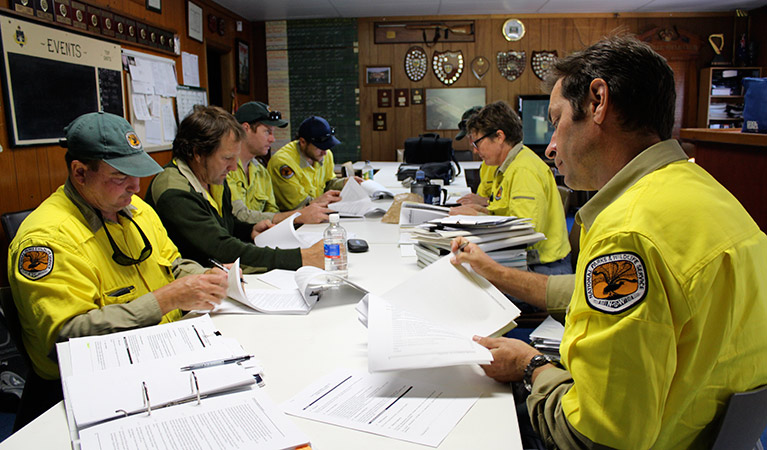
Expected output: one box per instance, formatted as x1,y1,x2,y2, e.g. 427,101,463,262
357,13,745,162
0,0,257,284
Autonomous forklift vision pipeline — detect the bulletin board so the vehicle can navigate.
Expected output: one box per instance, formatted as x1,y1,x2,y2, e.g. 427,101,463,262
0,13,123,146
123,49,178,152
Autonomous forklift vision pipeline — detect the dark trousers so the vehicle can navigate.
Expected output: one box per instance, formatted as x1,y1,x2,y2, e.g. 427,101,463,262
13,370,62,431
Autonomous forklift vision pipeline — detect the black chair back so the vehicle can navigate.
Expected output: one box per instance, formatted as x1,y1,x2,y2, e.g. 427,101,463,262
711,385,767,450
1,209,33,241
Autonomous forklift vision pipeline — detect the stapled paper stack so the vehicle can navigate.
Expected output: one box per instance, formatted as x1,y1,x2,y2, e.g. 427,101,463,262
409,215,544,269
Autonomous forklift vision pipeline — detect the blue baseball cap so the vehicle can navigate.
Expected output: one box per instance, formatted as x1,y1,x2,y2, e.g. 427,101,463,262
298,116,341,150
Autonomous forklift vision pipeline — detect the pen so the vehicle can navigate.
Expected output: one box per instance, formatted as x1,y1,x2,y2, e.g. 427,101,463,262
180,355,254,371
453,241,469,255
208,258,247,284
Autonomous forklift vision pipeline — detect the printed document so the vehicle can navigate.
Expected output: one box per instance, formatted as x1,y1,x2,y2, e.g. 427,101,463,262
79,388,311,450
283,368,480,447
330,178,387,217
254,212,322,249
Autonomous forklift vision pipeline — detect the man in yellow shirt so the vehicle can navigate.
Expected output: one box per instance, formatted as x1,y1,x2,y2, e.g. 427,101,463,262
455,106,496,206
230,102,331,225
453,35,767,448
451,101,571,274
267,116,347,211
7,112,228,428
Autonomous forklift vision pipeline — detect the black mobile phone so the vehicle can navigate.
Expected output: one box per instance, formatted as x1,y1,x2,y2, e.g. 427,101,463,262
347,238,369,253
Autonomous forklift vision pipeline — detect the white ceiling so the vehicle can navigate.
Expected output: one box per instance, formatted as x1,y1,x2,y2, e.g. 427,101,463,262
212,0,766,22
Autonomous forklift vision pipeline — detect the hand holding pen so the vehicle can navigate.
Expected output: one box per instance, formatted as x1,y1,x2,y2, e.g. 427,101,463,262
208,258,247,284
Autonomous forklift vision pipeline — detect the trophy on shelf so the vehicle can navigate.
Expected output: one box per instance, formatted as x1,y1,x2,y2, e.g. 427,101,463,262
708,34,730,66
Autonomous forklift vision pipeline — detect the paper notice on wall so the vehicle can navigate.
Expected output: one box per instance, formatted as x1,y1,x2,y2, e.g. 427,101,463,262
161,102,177,142
182,51,200,87
131,94,151,121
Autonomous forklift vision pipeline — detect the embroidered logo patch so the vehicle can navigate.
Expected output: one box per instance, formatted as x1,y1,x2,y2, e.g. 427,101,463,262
584,252,647,314
279,165,294,179
18,246,54,280
125,131,142,149
495,186,503,201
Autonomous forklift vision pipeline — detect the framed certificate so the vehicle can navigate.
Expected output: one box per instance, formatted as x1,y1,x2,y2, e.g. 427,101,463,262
187,1,203,43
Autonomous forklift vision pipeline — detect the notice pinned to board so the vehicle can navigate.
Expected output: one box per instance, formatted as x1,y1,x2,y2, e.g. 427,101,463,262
182,51,200,87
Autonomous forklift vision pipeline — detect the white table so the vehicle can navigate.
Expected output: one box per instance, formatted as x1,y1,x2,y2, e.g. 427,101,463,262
0,163,522,450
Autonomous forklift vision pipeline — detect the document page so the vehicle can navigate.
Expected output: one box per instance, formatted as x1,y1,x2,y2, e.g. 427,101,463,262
283,368,481,447
68,315,220,376
79,388,310,450
330,178,385,217
366,294,492,372
254,212,321,249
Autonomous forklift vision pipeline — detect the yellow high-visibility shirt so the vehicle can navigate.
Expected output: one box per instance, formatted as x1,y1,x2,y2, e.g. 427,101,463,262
268,140,336,211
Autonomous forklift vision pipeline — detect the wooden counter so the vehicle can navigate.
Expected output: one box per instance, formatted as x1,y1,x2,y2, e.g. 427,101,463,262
680,128,767,231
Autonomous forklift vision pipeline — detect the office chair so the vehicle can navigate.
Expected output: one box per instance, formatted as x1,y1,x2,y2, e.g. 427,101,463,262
1,208,33,241
710,385,767,450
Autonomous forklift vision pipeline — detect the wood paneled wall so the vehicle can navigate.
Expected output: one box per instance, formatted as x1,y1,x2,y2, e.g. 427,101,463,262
357,13,747,162
0,0,257,284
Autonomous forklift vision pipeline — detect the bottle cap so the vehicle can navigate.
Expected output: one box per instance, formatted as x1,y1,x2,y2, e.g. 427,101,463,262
415,170,425,180
329,213,340,223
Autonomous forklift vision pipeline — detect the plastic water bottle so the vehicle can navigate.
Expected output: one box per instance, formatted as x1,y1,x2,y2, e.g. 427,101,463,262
410,169,427,199
323,213,348,283
362,160,374,180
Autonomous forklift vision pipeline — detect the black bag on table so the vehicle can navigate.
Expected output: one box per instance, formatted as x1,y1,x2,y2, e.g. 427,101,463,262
400,133,461,184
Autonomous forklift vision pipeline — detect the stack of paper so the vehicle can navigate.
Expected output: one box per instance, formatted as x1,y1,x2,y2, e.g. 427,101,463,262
357,256,520,372
58,315,311,450
409,215,544,269
398,201,450,227
529,315,565,358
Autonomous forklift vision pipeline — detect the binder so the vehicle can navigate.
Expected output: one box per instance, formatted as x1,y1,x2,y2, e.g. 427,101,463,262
57,315,310,450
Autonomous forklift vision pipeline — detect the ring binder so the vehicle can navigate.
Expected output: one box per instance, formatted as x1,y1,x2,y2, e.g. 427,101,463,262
142,381,152,416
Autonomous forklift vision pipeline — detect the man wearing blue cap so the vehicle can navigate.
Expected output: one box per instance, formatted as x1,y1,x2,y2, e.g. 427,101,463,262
231,102,331,224
268,115,350,211
7,112,228,428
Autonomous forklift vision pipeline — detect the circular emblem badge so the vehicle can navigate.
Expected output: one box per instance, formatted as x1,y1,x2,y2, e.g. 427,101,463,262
279,165,295,179
126,132,142,149
584,252,647,314
19,246,54,280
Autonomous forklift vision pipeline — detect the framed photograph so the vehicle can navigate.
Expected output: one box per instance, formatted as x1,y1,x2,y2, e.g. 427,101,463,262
236,39,250,94
425,87,486,130
146,0,161,13
187,1,203,43
366,66,391,85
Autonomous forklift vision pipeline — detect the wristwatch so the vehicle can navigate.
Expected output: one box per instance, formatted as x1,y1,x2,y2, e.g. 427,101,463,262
523,354,553,392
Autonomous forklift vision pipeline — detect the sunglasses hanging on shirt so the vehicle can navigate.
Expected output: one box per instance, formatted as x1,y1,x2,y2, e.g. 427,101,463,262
97,211,153,266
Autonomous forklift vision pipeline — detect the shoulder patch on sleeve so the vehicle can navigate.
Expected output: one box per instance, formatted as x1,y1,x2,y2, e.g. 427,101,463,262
494,185,503,201
584,252,647,314
279,164,295,179
18,246,54,280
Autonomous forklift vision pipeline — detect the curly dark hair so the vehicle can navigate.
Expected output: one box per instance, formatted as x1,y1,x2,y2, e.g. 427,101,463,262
465,100,523,146
172,105,245,162
543,34,676,140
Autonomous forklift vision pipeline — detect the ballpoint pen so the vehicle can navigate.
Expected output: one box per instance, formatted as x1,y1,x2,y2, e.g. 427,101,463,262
180,355,254,371
209,258,247,284
453,241,469,255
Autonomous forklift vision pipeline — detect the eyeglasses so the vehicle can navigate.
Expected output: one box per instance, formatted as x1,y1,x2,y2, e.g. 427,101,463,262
312,127,336,143
470,130,498,150
97,211,153,266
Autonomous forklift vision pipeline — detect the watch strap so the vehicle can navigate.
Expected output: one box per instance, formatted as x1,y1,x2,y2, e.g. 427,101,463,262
523,353,552,392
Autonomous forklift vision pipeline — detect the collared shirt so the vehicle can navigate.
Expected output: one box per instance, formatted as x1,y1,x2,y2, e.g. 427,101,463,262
226,158,278,223
8,180,187,379
477,162,498,199
486,143,570,264
528,140,767,449
267,140,342,211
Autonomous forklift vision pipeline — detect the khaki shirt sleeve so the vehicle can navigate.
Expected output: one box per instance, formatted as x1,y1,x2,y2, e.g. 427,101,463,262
527,368,614,450
57,293,163,343
172,257,207,278
546,274,575,322
231,198,277,224
326,177,346,191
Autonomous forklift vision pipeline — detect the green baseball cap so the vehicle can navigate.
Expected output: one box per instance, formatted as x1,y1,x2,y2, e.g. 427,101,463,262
62,112,162,178
234,101,288,127
455,105,483,140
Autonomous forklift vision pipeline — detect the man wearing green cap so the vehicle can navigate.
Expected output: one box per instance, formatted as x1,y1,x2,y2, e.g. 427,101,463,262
7,111,228,427
230,102,331,224
454,105,497,207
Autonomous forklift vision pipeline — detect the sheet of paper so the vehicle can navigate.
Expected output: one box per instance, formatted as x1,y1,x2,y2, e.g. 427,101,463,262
67,315,220,376
361,179,393,199
161,102,177,142
400,244,416,257
256,269,299,290
79,388,310,450
283,368,480,447
65,360,255,428
131,94,151,120
225,259,317,314
151,61,177,97
367,294,492,371
530,315,565,342
181,51,200,87
254,212,320,249
330,178,385,217
144,118,163,145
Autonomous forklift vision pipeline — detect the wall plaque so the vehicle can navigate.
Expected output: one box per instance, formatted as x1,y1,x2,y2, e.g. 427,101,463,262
377,89,392,108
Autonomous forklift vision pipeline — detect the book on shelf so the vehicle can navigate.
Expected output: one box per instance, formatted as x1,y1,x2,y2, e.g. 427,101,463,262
58,315,311,450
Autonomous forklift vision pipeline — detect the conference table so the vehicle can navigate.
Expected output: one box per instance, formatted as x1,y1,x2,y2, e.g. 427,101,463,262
0,161,524,450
